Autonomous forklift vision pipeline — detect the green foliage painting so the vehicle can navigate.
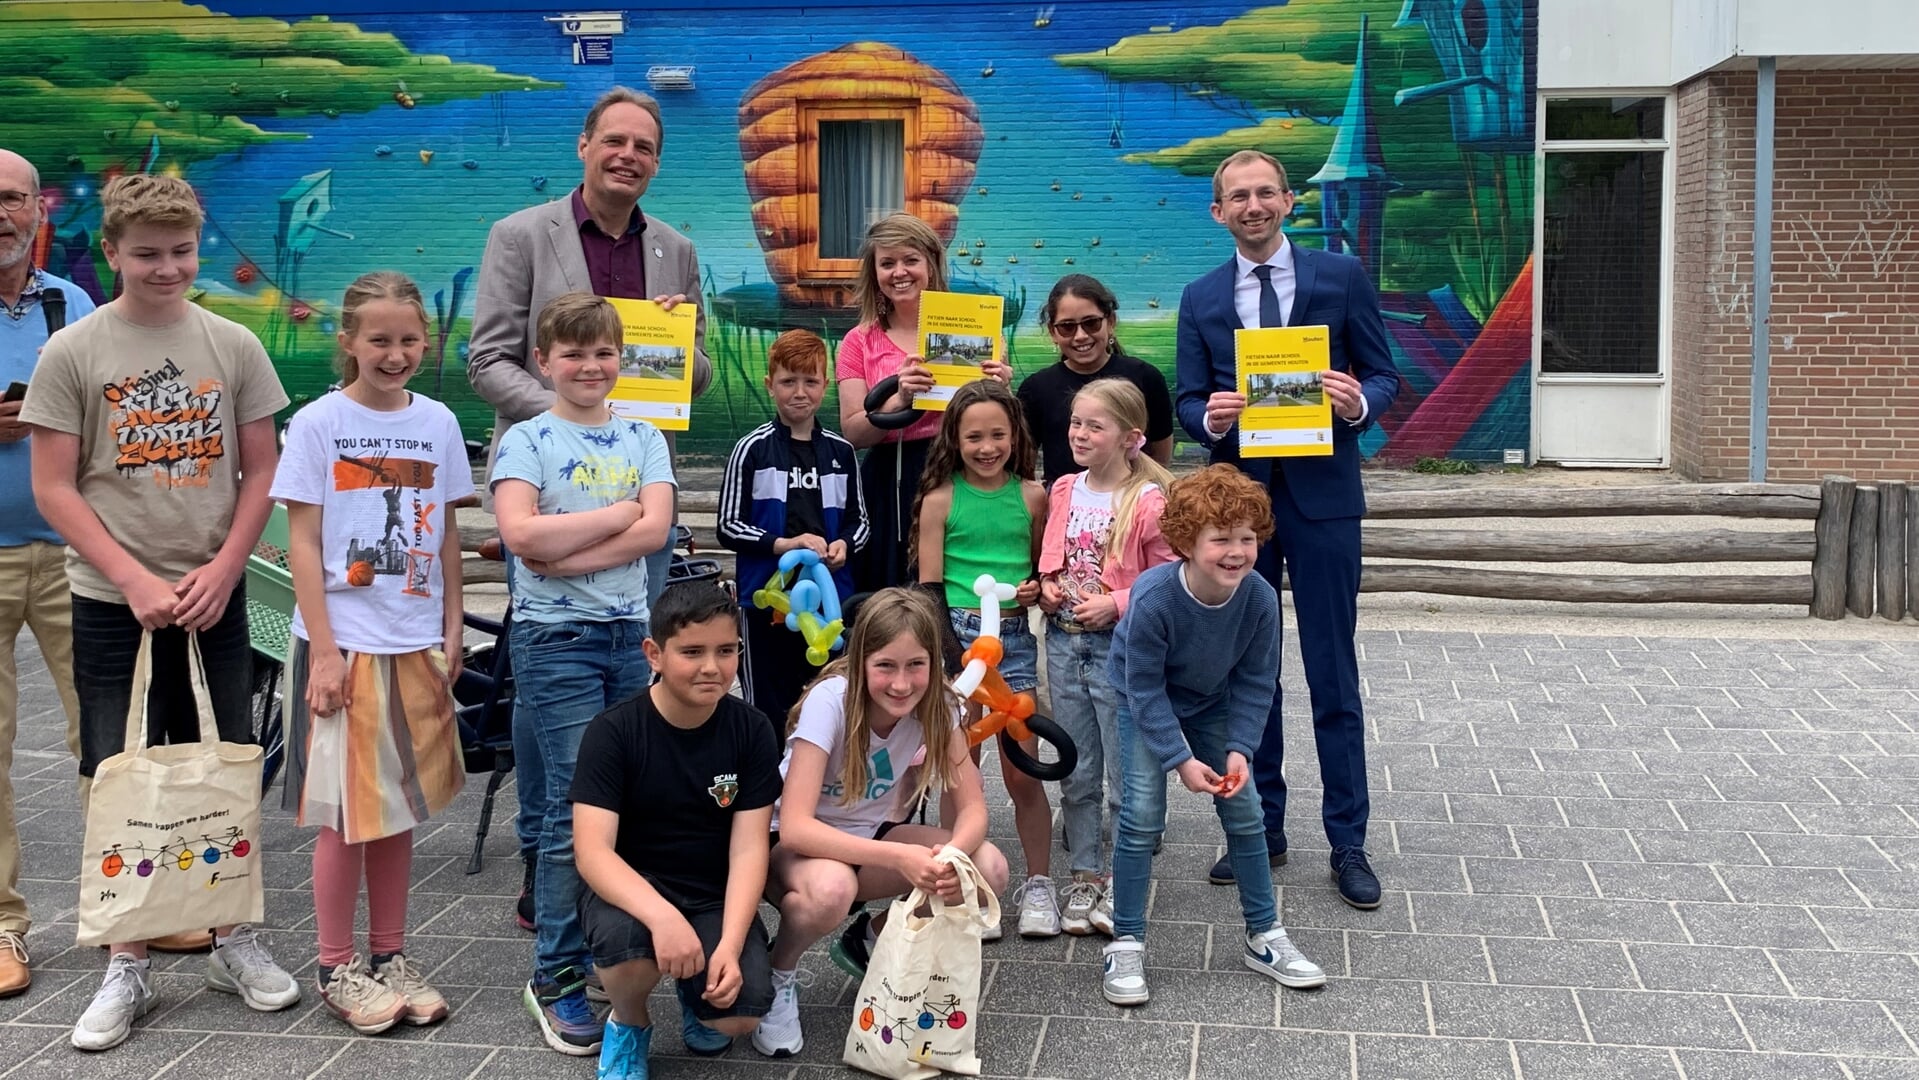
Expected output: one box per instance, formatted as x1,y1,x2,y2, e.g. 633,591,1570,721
0,1,559,175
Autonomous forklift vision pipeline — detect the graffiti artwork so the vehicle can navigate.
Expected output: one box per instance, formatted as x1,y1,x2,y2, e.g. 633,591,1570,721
2,0,1536,461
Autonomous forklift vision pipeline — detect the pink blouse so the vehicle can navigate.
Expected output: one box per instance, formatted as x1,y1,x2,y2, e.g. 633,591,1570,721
835,322,943,444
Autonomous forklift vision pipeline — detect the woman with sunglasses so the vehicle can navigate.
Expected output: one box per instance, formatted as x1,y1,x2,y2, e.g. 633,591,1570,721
1016,275,1176,485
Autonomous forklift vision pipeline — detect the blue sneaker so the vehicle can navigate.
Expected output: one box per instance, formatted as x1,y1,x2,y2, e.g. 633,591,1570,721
675,978,730,1055
596,1017,651,1080
525,966,604,1056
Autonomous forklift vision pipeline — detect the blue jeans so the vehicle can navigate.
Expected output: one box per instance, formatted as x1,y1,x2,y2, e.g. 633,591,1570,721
1109,698,1277,942
947,608,1038,692
511,529,671,863
508,618,651,981
1045,623,1121,876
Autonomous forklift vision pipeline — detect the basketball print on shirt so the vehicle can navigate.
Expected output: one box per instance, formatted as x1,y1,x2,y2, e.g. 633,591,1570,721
332,439,443,598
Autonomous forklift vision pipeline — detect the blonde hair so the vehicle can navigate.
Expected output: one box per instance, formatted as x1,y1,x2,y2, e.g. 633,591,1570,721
1072,378,1176,555
100,174,203,244
336,271,429,386
853,213,948,329
789,588,961,810
536,291,623,354
1211,150,1289,204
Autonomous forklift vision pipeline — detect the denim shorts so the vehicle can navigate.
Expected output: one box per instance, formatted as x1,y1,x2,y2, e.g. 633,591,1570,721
948,608,1039,693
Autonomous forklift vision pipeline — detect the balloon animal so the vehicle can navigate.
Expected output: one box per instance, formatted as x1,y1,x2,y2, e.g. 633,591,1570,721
751,548,845,666
953,574,1077,781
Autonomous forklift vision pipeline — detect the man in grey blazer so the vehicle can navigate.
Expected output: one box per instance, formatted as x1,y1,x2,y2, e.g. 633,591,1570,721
469,85,713,602
466,87,714,1054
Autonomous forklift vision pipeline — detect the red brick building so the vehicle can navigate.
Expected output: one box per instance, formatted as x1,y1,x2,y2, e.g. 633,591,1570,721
1541,1,1917,481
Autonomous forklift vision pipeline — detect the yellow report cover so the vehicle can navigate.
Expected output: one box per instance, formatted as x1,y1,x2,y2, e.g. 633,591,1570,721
1235,325,1333,457
604,297,696,430
915,290,1003,410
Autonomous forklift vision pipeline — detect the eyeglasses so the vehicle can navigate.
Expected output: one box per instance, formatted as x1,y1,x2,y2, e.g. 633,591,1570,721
0,191,37,213
1049,316,1107,338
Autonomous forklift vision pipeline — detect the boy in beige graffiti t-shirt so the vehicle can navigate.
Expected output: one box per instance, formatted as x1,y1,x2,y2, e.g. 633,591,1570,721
21,174,299,1052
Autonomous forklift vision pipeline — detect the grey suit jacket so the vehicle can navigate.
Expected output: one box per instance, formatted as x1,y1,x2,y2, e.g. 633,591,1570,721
466,192,713,463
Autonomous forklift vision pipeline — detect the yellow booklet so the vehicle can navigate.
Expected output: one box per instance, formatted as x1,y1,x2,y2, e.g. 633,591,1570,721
603,297,697,430
914,290,1004,410
1235,325,1333,457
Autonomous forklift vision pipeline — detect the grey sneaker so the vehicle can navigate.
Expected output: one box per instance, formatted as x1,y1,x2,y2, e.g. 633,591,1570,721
1059,876,1101,936
1244,925,1326,989
1100,937,1149,1006
1089,883,1115,937
319,955,407,1034
373,953,449,1026
72,953,155,1051
207,925,301,1011
1014,874,1061,938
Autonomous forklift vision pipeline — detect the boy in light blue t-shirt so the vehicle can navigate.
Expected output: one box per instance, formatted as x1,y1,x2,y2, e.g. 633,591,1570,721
488,292,676,1058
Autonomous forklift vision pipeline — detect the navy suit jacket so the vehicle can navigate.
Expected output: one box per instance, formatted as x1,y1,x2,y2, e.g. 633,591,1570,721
1175,241,1400,521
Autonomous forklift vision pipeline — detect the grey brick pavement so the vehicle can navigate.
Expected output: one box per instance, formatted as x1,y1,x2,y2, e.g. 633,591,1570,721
3,628,1918,1078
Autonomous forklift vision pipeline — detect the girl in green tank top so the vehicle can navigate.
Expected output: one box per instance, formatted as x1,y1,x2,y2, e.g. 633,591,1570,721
910,379,1063,936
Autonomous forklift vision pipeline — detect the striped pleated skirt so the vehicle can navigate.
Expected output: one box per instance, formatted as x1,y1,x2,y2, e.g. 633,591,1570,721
282,640,464,843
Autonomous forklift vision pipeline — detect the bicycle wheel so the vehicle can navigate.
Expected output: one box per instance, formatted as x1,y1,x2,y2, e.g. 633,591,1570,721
250,657,285,797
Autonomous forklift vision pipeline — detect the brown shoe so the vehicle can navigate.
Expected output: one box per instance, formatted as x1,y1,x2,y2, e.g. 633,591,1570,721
148,929,215,954
0,930,30,998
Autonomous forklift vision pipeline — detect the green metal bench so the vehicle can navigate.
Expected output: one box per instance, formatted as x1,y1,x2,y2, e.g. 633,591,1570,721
245,503,293,792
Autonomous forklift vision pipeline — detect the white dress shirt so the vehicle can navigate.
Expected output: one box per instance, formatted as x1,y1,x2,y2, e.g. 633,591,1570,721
1233,244,1296,332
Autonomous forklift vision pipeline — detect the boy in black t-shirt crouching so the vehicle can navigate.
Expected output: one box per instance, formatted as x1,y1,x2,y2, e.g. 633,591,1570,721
570,583,783,1076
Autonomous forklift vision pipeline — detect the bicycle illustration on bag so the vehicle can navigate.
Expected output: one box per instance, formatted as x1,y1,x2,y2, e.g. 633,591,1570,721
856,991,969,1045
96,826,253,881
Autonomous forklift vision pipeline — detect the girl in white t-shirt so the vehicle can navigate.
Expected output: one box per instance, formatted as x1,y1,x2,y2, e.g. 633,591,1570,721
1036,378,1178,936
271,272,473,1037
752,587,1010,1059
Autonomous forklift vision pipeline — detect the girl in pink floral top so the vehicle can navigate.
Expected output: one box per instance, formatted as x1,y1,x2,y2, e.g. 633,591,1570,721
1035,378,1178,935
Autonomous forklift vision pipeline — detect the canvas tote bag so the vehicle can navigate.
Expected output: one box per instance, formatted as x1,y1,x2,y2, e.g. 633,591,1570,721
76,632,266,947
842,845,1000,1079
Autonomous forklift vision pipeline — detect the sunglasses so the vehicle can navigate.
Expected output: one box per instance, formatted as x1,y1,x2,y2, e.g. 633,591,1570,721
1049,316,1108,338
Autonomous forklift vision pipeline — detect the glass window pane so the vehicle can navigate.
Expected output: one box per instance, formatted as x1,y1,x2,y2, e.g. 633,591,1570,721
1541,150,1663,376
819,119,906,260
1545,97,1664,141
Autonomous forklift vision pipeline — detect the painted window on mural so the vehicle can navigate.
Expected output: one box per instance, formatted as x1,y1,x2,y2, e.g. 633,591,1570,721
818,119,906,259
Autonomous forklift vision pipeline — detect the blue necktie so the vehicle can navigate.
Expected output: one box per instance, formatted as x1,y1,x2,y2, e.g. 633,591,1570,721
1253,264,1282,328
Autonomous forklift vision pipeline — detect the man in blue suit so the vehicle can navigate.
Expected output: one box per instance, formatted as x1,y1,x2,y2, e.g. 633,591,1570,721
1175,150,1399,909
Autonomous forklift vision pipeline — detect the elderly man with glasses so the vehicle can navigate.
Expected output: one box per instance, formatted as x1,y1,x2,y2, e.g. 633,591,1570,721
0,147,94,1000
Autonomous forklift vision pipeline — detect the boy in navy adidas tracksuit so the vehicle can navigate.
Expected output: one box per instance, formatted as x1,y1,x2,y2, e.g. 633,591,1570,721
719,330,868,730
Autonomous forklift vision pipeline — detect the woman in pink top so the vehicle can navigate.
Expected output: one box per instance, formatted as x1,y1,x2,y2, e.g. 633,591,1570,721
835,214,1010,592
1034,377,1178,936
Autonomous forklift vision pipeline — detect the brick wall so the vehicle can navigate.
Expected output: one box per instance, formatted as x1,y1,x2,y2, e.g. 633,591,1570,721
1672,68,1919,482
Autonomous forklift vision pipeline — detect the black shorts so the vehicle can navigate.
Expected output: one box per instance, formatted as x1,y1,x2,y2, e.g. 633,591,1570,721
580,890,773,1020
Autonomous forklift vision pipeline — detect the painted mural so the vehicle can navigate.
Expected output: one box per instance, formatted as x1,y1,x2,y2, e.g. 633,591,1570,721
2,0,1536,461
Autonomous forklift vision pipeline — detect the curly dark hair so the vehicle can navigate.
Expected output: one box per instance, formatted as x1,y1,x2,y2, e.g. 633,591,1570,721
1158,464,1275,558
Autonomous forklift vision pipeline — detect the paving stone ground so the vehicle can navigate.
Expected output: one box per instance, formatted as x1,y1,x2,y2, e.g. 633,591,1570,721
4,626,1918,1079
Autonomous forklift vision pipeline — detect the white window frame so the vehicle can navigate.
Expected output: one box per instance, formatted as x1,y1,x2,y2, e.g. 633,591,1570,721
1532,91,1675,466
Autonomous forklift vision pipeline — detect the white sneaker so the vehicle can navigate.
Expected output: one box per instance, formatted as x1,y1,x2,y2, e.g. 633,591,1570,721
982,913,1003,942
1089,882,1116,937
72,953,155,1051
1014,874,1061,938
1244,925,1326,989
1100,937,1149,1006
1059,876,1101,936
751,967,805,1058
206,925,302,1011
